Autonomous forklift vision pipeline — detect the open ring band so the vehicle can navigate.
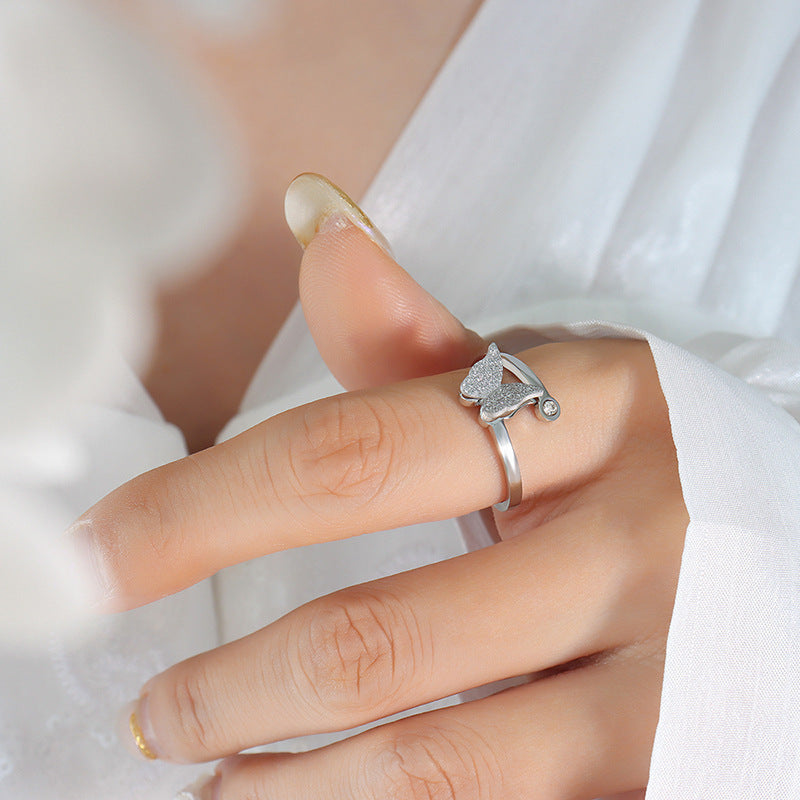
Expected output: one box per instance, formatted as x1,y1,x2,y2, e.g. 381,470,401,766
459,343,560,511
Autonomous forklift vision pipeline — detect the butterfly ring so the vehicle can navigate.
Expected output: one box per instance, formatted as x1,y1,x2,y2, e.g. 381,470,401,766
459,342,560,511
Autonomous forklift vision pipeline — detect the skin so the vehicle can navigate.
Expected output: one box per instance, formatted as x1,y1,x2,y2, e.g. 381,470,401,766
75,221,688,799
103,0,483,452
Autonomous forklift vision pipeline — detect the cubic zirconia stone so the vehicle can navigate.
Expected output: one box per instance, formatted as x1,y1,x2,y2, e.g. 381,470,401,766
542,399,558,417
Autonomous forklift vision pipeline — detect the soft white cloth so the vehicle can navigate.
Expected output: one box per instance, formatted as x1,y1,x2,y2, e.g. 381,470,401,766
1,0,799,798
0,1,238,797
0,0,241,645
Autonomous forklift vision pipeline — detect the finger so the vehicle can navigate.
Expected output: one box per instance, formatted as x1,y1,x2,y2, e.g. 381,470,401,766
199,645,661,800
287,173,485,389
131,504,653,763
73,338,663,609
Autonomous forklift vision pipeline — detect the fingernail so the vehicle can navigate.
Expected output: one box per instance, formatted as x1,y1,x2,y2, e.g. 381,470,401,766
118,697,161,761
174,773,220,800
284,172,392,254
68,517,118,607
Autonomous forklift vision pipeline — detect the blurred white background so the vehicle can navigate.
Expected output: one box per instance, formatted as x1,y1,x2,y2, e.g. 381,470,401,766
0,0,242,645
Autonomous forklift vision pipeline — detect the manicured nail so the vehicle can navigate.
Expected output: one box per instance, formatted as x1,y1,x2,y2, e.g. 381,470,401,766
68,517,118,607
284,172,392,254
174,773,219,800
118,697,161,760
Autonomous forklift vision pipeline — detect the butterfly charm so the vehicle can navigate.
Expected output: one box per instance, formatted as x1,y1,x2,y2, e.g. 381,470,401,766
459,343,557,425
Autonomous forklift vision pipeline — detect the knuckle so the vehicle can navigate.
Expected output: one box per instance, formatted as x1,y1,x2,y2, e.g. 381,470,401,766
115,473,174,560
115,460,204,563
364,725,501,800
166,665,219,756
286,394,403,510
296,590,426,717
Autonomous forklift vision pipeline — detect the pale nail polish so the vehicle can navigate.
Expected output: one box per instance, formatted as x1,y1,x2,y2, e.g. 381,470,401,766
284,172,392,254
174,773,219,800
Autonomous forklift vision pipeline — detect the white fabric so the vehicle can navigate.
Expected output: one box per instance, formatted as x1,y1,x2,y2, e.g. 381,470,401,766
1,0,799,798
0,363,220,799
0,0,241,645
0,1,240,797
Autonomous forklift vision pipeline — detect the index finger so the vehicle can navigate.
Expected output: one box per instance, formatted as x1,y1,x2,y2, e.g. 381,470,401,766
72,340,649,611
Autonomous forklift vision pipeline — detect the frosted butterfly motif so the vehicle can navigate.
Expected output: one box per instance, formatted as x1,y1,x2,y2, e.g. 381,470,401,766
459,343,559,425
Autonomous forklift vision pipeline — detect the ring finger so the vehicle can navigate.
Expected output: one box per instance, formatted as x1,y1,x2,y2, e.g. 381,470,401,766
132,503,649,765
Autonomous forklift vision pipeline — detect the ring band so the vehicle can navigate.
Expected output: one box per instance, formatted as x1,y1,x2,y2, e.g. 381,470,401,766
459,343,559,511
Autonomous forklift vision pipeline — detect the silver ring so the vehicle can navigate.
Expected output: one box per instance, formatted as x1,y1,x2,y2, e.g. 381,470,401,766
459,342,560,511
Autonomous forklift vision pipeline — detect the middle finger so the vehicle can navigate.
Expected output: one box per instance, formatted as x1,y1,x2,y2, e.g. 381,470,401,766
76,340,647,610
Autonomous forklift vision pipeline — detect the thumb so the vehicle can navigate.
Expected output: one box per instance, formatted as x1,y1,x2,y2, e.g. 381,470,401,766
285,173,485,390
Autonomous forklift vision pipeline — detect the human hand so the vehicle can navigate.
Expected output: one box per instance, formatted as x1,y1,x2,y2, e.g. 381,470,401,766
73,176,687,799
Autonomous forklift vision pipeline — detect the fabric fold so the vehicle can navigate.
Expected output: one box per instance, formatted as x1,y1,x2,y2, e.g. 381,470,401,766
644,332,800,798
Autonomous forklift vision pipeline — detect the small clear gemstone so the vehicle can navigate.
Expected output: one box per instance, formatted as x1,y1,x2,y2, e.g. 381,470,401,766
541,399,558,417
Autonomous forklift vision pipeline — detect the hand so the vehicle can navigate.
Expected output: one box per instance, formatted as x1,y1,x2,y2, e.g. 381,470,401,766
73,206,687,799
